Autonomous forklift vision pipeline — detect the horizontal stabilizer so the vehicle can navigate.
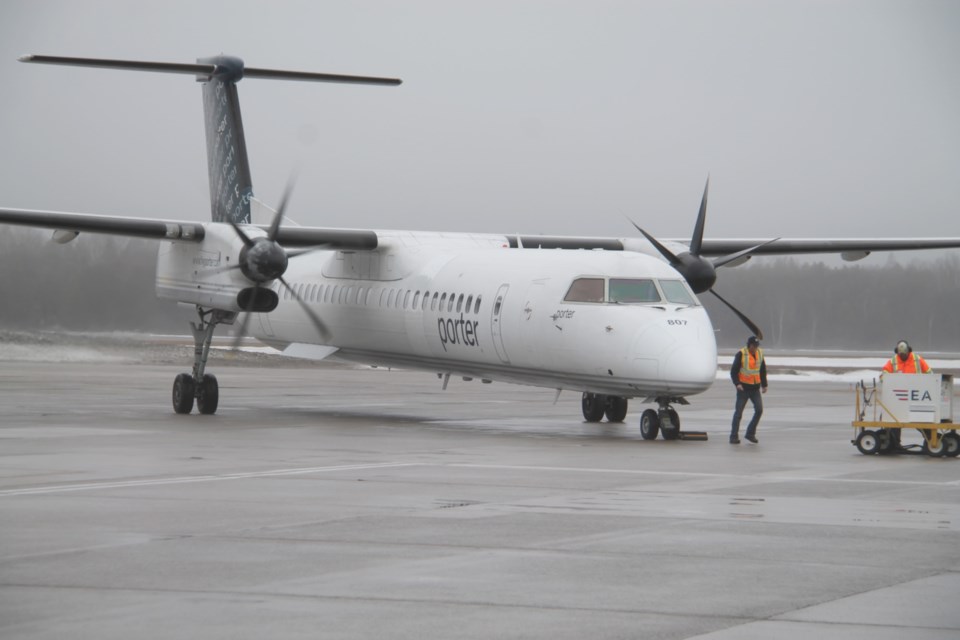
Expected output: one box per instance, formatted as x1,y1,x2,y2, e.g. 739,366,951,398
19,54,402,85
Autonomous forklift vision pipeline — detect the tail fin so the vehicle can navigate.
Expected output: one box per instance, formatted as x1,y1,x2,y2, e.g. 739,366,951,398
19,54,401,223
197,56,254,224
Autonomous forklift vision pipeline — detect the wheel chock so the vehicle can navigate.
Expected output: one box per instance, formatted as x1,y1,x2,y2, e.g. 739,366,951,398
679,431,708,441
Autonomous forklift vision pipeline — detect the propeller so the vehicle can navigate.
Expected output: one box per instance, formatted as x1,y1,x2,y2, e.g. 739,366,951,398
226,180,331,349
629,178,777,339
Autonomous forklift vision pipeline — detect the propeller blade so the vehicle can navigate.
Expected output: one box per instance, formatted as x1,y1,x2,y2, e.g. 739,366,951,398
228,220,256,248
198,263,244,277
231,283,260,350
712,237,781,269
689,176,709,256
626,217,682,266
279,276,331,341
708,289,764,340
286,244,333,260
268,175,297,241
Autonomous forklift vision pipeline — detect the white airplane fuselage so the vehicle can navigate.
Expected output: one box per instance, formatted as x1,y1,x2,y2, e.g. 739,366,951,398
158,226,718,399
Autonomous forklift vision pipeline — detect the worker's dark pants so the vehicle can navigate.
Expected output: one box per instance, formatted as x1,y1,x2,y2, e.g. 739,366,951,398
731,385,763,438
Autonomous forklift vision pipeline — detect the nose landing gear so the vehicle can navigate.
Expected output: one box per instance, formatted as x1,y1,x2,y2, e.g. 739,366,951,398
640,397,706,441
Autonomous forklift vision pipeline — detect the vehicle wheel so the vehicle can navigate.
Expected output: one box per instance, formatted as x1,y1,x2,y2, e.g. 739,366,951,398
640,409,660,440
196,373,219,415
660,408,681,440
581,392,605,423
604,396,628,423
941,432,960,458
855,430,880,455
922,435,947,457
172,373,195,414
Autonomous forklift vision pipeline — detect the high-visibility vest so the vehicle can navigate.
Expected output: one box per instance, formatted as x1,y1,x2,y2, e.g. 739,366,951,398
738,347,763,385
887,353,927,373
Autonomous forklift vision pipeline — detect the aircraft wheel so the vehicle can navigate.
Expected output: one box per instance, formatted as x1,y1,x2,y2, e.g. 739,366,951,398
172,373,195,415
922,435,946,458
639,409,660,440
604,396,628,423
196,373,219,415
581,392,605,423
941,432,960,458
855,430,880,455
659,408,681,440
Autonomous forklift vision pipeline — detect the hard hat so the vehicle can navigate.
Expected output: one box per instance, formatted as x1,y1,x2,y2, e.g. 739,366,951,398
747,336,760,347
895,340,911,355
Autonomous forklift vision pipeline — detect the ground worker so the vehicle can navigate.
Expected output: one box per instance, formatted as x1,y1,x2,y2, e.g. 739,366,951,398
880,340,932,449
730,335,767,444
882,340,932,374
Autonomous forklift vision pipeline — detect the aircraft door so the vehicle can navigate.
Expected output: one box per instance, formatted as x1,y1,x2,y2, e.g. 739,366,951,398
491,284,510,363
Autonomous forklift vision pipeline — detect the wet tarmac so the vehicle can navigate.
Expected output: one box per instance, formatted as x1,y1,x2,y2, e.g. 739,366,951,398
1,336,958,639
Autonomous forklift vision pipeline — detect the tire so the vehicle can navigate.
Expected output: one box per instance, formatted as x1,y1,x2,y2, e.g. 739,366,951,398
660,408,681,440
604,396,628,423
855,430,880,455
640,409,660,440
196,373,219,415
172,373,195,414
581,392,605,423
941,432,960,458
922,435,947,458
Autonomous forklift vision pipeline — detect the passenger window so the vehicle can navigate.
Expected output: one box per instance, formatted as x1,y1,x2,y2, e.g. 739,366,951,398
474,295,481,313
609,278,661,303
465,295,473,313
659,280,697,305
447,293,455,312
388,289,396,307
456,294,464,312
422,291,430,311
413,291,421,309
439,293,447,310
331,285,340,303
432,292,439,311
403,290,411,309
564,278,605,303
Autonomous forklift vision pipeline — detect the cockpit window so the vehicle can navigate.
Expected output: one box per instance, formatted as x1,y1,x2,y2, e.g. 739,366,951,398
609,278,661,303
563,277,605,303
659,279,697,305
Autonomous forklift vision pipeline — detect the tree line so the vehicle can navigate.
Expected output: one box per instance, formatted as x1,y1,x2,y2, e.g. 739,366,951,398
1,228,958,351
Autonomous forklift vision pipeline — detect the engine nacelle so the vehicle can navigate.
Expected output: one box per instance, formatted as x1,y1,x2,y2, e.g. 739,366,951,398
155,224,272,311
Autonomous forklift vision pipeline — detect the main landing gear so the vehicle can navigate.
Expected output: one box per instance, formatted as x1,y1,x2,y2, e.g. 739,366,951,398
172,307,235,415
581,392,629,423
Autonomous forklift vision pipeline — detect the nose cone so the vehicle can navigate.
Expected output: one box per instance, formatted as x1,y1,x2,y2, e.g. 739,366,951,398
660,342,717,394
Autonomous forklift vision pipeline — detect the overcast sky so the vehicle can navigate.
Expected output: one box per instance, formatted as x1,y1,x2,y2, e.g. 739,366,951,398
1,0,957,245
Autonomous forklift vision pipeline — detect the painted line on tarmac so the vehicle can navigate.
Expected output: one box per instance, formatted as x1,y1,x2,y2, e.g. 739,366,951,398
447,463,959,486
0,462,417,497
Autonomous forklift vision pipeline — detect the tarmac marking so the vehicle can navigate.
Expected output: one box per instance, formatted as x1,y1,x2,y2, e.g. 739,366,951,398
0,462,417,497
3,461,955,497
446,463,959,486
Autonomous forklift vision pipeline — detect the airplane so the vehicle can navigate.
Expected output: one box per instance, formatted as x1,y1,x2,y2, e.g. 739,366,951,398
3,54,959,440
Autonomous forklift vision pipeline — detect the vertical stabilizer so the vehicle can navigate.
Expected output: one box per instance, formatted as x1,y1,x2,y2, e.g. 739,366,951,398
198,56,254,224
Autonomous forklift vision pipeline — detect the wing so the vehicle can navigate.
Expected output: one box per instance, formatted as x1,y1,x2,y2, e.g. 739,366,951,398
0,207,378,250
694,238,960,258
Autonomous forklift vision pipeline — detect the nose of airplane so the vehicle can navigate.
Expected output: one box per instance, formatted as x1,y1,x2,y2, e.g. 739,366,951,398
660,343,717,393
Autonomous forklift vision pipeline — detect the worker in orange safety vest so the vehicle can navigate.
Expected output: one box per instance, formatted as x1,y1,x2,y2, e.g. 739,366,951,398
882,340,932,374
880,340,933,450
729,335,768,444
